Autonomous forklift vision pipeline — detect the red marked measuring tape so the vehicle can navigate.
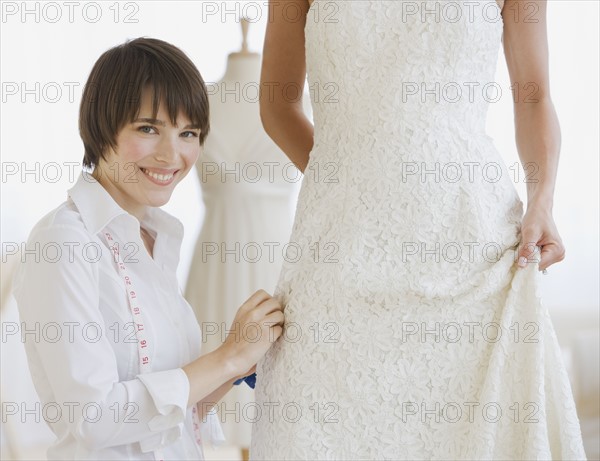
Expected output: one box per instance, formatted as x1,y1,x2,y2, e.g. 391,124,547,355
104,230,203,461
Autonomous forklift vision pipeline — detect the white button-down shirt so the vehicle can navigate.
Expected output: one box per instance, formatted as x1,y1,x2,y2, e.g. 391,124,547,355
12,171,225,460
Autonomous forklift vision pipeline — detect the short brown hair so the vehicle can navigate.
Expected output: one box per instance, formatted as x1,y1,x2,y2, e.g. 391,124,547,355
79,37,210,168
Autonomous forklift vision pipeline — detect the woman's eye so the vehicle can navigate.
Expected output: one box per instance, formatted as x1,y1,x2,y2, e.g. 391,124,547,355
182,131,199,138
138,125,156,134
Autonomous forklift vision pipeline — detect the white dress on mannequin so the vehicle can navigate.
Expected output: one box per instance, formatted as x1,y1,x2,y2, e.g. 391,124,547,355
249,1,587,459
184,33,312,449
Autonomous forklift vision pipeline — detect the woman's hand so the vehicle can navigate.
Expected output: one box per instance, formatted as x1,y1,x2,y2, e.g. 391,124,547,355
516,202,565,272
182,290,283,406
220,289,284,378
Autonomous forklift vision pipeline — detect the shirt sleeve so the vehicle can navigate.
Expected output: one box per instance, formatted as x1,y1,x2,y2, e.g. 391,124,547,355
12,224,191,452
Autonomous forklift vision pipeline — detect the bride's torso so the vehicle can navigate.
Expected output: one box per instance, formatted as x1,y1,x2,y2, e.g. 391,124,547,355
307,0,505,12
293,0,521,259
302,0,506,160
263,0,524,304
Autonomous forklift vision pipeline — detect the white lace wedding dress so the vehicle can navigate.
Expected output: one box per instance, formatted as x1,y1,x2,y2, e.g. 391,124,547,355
250,1,587,459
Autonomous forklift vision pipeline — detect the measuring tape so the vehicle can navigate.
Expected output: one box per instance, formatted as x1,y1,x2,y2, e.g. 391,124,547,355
103,230,204,461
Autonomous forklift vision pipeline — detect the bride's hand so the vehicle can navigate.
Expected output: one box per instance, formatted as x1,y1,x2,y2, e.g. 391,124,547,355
516,204,565,272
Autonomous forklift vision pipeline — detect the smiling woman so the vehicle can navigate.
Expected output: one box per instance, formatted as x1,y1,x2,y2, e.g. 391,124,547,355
11,37,285,461
79,38,208,223
89,87,201,223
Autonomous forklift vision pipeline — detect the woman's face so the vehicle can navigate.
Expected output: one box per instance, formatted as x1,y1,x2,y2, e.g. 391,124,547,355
93,88,201,217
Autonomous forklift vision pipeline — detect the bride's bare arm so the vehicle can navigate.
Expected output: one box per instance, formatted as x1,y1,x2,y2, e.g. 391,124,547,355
260,0,314,173
503,0,565,270
502,0,558,211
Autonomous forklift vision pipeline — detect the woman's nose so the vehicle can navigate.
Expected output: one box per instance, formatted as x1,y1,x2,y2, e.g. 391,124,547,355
155,134,178,163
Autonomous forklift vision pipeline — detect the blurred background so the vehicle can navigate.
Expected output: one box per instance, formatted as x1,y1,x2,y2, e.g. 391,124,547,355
1,1,598,460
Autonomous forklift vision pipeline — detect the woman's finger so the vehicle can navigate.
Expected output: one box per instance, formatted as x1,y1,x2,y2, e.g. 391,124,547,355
538,240,566,271
256,297,284,317
517,231,540,268
241,289,273,312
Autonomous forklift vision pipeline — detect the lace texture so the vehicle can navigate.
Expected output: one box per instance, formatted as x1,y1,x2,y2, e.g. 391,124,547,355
250,1,586,459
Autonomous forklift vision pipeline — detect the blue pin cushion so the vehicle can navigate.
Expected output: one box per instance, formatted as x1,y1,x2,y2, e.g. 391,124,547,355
233,372,256,389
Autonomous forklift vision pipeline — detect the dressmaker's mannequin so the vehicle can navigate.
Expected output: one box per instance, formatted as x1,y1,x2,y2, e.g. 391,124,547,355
184,18,312,455
211,19,263,156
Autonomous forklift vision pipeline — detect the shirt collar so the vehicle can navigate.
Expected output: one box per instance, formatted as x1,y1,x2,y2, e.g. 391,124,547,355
68,171,129,235
67,171,185,270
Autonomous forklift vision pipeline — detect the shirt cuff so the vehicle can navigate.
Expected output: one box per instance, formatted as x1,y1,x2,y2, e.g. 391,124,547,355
137,368,190,453
138,426,183,454
200,410,226,448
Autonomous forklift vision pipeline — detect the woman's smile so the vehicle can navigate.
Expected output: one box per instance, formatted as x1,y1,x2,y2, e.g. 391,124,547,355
140,166,181,186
